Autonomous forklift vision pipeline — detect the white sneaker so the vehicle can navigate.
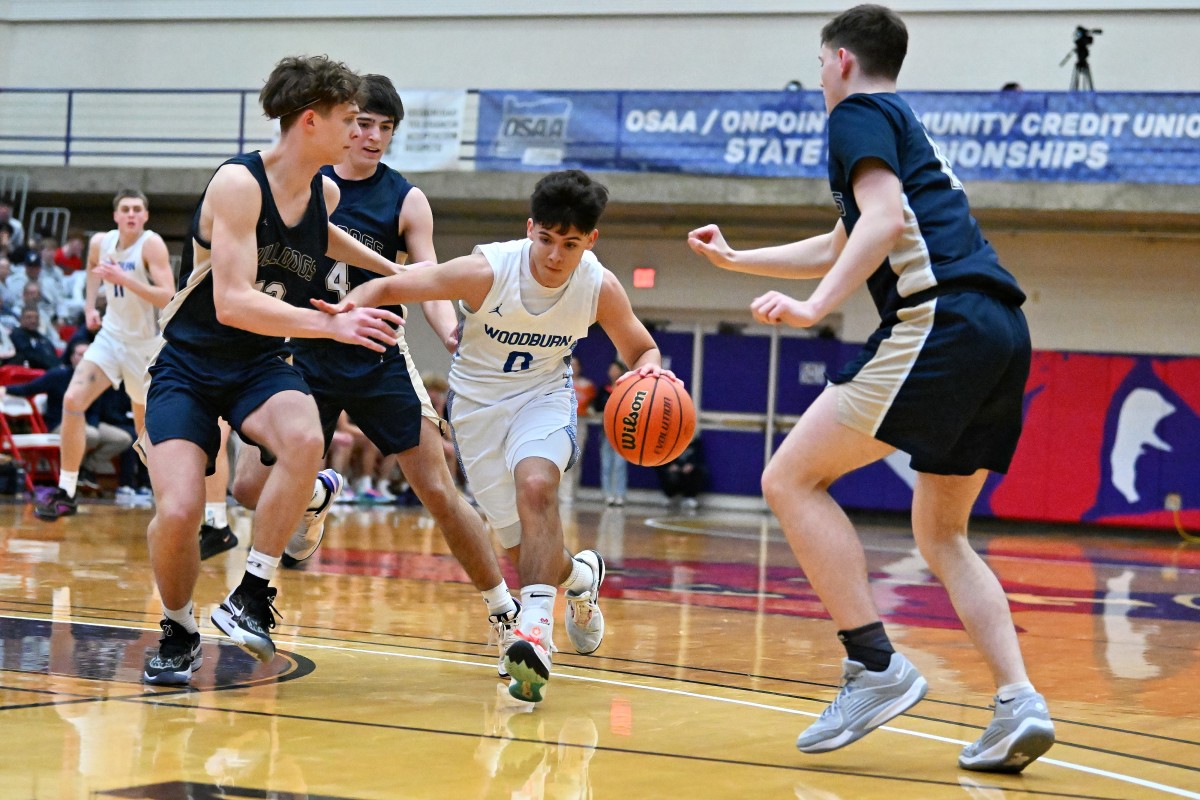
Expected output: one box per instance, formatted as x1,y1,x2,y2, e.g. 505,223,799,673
490,602,521,678
564,550,605,655
115,486,137,506
283,469,343,564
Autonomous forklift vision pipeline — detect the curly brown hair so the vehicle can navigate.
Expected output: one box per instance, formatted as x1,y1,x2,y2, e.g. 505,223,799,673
260,55,364,131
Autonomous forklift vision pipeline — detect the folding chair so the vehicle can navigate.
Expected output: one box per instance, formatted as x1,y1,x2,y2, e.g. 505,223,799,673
0,394,61,492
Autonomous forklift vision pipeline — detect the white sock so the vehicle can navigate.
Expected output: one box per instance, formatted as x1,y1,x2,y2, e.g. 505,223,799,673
204,501,228,529
483,581,517,618
561,557,593,595
58,470,78,497
518,584,556,644
307,476,329,512
245,549,281,582
996,681,1036,702
163,601,199,634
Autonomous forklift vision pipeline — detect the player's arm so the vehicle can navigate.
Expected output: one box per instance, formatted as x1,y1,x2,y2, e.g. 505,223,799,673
207,165,400,351
749,159,904,328
686,220,847,279
95,233,175,309
83,233,105,331
594,270,677,384
321,177,401,278
321,253,493,315
400,188,458,352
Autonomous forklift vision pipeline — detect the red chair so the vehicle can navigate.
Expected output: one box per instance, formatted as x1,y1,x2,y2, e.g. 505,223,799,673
0,365,46,387
0,394,61,492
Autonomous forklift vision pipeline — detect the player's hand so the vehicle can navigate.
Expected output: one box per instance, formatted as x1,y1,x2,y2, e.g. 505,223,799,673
84,307,102,331
326,307,403,352
617,364,680,385
750,291,822,327
686,224,735,269
311,297,354,315
92,258,128,286
442,328,460,353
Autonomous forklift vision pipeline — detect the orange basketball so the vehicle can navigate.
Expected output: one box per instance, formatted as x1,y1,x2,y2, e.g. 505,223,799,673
603,374,696,467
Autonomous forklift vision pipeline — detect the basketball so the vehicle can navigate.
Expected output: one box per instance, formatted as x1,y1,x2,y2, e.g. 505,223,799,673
603,374,696,467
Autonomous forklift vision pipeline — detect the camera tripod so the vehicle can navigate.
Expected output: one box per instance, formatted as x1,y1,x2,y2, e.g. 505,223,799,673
1066,52,1094,91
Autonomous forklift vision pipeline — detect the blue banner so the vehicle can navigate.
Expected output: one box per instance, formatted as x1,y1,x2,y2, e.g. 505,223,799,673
475,90,1200,184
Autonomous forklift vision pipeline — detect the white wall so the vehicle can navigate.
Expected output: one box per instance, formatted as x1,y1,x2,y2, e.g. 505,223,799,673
0,5,1196,92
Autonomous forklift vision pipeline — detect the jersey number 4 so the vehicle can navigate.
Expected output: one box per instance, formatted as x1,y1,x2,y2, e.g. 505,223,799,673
327,261,350,301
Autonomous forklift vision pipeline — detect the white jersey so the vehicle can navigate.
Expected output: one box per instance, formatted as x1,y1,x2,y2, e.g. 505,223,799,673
98,229,160,341
450,238,604,404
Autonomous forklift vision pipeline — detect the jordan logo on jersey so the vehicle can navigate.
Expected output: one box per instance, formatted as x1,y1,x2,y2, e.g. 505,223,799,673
489,304,503,316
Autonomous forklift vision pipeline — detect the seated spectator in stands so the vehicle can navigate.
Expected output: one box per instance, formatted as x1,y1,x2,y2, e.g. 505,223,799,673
13,283,65,352
656,438,708,511
0,229,28,277
7,305,61,369
0,255,16,316
99,379,149,498
1,341,133,490
0,202,23,249
0,318,14,363
9,251,68,329
55,232,86,274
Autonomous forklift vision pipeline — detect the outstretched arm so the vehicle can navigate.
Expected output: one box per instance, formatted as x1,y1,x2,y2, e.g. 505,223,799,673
748,159,904,328
318,252,493,316
687,220,847,280
400,188,459,351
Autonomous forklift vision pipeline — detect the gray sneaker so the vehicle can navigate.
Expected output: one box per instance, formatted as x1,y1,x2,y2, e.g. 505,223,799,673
796,653,928,753
959,691,1055,773
564,550,605,655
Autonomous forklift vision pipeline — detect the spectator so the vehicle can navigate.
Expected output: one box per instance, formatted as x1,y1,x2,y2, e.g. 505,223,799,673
0,318,14,362
559,355,596,504
1,341,133,485
15,283,65,351
0,255,16,316
0,227,27,267
55,232,86,274
7,305,60,369
9,251,68,328
656,438,707,511
592,359,628,507
0,201,23,249
1001,81,1023,91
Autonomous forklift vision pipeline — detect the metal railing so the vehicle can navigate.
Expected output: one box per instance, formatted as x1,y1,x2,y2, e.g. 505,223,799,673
0,88,276,166
0,87,481,168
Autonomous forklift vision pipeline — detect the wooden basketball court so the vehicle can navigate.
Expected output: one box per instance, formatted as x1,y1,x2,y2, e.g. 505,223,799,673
1,497,1197,799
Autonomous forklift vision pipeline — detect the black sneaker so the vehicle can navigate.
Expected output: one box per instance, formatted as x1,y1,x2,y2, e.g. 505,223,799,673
143,619,203,685
34,488,77,521
198,524,238,560
211,585,280,663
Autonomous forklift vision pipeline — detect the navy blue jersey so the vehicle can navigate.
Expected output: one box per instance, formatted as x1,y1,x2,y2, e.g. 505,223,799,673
161,151,328,359
298,164,411,357
827,93,1025,319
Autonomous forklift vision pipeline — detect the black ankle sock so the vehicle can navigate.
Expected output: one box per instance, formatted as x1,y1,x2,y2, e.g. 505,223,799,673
238,572,270,594
837,621,895,672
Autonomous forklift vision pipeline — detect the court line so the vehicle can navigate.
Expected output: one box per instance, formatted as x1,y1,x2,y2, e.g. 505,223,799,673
273,637,1200,800
1,612,1196,796
4,606,1199,752
129,697,1127,800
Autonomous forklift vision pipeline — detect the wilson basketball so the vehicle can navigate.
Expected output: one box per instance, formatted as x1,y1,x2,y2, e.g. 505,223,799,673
603,374,696,467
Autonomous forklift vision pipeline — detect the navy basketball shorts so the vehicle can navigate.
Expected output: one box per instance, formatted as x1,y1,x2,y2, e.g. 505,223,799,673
292,346,440,457
144,343,312,475
830,292,1031,476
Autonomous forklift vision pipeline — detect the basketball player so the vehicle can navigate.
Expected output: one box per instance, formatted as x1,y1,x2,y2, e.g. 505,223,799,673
687,4,1054,772
34,190,172,521
316,169,676,703
228,74,521,668
141,55,405,685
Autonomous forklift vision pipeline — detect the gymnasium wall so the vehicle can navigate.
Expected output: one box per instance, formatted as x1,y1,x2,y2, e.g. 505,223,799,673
0,3,1197,93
